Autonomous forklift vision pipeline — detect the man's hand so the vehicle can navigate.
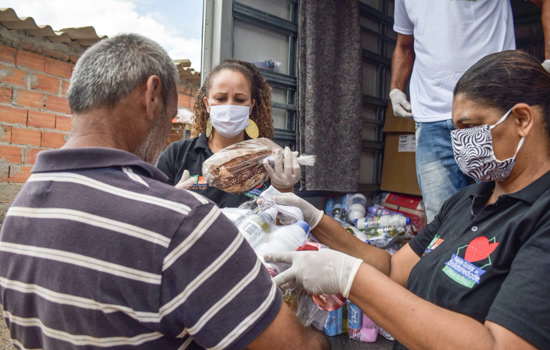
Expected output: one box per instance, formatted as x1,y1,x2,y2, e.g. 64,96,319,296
263,147,301,190
175,170,197,189
271,192,323,229
389,88,413,119
264,250,363,298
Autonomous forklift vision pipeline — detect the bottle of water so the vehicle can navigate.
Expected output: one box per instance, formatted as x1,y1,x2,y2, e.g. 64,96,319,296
355,215,411,231
347,194,367,223
333,203,343,221
378,215,411,229
238,207,278,249
254,60,281,72
366,204,404,217
256,221,310,277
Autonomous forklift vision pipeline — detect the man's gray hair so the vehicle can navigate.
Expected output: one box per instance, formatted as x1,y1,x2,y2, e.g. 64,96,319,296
68,33,179,114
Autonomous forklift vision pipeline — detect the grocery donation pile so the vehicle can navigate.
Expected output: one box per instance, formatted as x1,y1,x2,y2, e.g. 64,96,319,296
206,138,427,343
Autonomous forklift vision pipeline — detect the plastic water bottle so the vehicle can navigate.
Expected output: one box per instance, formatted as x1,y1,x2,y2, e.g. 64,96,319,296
238,207,278,249
347,194,367,223
253,60,281,72
378,215,411,228
366,204,402,217
355,215,411,231
333,203,343,220
256,221,310,277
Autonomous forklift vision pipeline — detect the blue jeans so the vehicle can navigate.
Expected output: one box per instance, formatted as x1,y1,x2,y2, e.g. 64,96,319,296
415,120,472,223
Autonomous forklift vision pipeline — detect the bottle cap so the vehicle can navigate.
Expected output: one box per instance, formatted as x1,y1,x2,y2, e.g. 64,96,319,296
406,217,411,225
295,220,310,234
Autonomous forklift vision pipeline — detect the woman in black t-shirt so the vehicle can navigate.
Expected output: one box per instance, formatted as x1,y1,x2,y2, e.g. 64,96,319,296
158,59,300,208
264,50,550,350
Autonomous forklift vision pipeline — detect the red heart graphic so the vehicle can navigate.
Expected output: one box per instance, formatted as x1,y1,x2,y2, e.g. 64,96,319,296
464,236,499,262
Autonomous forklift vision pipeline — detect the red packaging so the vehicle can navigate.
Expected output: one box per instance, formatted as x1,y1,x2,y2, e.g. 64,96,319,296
381,193,427,233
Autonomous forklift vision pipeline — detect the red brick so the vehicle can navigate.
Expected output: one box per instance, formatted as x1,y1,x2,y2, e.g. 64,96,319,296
69,55,79,64
0,46,16,65
0,126,12,143
16,90,44,109
9,165,33,183
0,105,27,125
24,147,45,165
27,110,56,129
16,50,45,72
0,64,28,87
41,130,67,148
0,86,12,103
178,94,193,108
30,73,59,94
61,79,70,96
45,58,72,79
55,115,72,132
12,127,41,146
0,145,23,163
45,95,71,114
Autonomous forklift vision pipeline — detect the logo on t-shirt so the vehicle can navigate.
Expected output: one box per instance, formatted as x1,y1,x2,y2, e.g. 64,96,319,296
442,236,499,288
244,183,268,198
189,175,207,189
423,235,444,255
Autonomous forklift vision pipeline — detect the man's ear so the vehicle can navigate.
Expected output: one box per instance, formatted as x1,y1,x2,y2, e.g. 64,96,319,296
145,75,163,121
512,103,535,138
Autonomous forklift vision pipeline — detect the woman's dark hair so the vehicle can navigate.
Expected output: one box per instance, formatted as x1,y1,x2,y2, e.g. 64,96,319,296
191,59,274,138
454,50,550,137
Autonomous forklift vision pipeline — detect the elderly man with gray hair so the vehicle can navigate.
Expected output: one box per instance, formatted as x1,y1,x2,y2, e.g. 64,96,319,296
0,33,329,350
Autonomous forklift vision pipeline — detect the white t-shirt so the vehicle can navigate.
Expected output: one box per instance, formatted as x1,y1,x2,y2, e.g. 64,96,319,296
394,0,515,122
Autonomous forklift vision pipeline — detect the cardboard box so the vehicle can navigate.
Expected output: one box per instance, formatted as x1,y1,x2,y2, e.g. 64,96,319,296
380,103,421,196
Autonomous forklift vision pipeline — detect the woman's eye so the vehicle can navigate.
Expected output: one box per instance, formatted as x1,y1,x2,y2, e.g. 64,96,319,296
215,97,226,102
235,99,245,104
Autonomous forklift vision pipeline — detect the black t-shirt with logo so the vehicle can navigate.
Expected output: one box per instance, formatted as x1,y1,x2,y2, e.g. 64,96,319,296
157,133,269,208
394,170,550,350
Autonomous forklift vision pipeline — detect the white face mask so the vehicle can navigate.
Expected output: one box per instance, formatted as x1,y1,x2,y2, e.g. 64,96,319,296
208,102,250,138
451,108,525,182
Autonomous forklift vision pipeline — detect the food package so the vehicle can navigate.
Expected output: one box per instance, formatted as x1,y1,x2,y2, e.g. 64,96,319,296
202,138,316,193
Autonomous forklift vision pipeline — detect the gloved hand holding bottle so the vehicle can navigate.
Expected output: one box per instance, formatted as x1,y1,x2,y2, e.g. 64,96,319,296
270,192,324,230
264,249,363,298
263,147,301,190
389,88,413,119
543,59,550,72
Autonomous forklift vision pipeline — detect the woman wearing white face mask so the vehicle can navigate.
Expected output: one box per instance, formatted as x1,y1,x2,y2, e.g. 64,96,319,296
263,50,550,350
157,59,301,207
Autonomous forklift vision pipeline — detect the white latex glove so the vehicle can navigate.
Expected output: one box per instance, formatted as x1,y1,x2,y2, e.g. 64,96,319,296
543,59,550,72
271,192,323,229
389,88,413,119
175,170,197,189
264,250,363,298
263,147,301,189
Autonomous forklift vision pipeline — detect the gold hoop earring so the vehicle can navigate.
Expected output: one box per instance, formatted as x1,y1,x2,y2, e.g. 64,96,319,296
245,119,259,139
206,118,213,137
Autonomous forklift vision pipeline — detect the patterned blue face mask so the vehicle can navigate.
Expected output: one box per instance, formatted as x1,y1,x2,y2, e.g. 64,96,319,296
451,108,525,182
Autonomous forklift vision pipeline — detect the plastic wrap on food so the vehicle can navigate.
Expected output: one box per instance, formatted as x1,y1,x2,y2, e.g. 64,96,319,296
202,138,316,193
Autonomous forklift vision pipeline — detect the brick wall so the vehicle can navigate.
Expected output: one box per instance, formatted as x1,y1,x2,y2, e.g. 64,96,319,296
0,43,75,223
0,37,196,225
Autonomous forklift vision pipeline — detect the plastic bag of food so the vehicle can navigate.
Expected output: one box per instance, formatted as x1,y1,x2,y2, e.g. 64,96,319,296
202,138,316,193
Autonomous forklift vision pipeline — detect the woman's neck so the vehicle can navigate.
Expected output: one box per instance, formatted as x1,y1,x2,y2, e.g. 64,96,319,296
207,131,245,153
489,155,550,204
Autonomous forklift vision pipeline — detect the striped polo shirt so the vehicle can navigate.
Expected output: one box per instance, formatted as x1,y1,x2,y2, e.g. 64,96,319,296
0,147,282,350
